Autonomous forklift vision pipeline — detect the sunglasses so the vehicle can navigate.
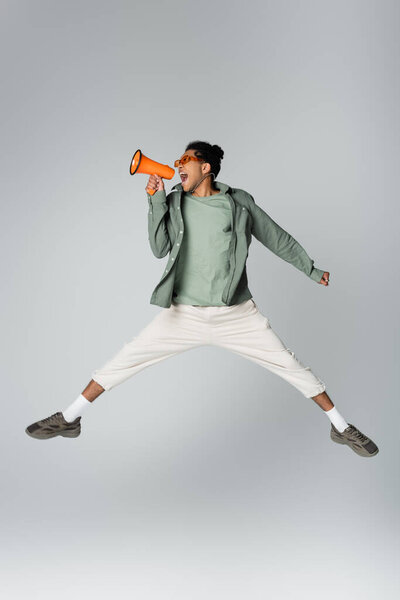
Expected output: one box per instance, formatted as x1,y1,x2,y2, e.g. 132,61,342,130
174,155,205,167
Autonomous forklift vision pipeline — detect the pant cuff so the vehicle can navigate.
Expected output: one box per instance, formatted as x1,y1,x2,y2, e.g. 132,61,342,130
305,383,326,398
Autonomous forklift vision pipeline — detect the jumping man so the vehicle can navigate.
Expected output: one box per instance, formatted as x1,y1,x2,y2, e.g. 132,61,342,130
26,140,379,458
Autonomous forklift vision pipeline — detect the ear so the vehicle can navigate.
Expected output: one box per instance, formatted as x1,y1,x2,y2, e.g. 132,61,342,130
202,162,211,174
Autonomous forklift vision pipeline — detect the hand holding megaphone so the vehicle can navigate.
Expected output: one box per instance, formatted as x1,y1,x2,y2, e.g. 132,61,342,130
130,148,175,196
146,174,165,193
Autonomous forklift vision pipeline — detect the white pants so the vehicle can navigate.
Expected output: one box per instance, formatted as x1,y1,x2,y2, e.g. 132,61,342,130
91,299,326,398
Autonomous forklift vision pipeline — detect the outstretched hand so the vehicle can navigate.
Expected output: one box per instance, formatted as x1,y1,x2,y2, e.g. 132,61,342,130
319,271,330,286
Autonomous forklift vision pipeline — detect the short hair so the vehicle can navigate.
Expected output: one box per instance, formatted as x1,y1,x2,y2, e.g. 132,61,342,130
184,140,224,178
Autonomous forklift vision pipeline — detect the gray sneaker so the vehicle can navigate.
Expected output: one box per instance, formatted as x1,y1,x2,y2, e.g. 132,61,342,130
330,423,379,457
25,412,81,440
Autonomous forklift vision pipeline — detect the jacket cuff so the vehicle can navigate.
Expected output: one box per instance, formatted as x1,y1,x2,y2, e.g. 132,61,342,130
147,189,167,204
309,267,325,283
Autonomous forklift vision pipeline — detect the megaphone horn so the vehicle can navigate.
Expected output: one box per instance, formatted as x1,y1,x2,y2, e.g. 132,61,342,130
130,149,175,195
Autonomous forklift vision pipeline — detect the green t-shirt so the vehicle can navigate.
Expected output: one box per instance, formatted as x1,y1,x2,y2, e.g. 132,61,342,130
172,191,232,305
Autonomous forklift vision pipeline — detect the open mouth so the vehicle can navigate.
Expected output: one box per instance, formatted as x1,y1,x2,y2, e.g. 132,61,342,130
180,173,188,183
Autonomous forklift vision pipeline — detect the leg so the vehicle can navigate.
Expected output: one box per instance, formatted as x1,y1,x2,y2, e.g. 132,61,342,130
81,302,212,402
89,303,207,392
214,301,336,413
25,304,207,439
213,302,379,457
211,299,327,399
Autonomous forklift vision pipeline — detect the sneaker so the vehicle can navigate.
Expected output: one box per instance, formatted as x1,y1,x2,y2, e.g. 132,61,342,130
25,412,81,440
330,423,379,457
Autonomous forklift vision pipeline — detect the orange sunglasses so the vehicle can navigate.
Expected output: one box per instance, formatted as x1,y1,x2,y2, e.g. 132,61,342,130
174,154,204,167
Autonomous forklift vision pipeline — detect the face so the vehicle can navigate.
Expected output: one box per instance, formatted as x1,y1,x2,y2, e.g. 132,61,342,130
177,148,211,191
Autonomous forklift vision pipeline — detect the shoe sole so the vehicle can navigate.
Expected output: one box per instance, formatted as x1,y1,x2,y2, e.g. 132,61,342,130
25,428,80,440
330,432,379,457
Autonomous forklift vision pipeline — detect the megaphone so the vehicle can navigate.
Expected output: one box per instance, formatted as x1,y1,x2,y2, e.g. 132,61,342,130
130,149,175,195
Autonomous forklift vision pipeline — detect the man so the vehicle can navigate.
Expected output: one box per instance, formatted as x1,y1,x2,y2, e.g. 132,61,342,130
25,141,379,458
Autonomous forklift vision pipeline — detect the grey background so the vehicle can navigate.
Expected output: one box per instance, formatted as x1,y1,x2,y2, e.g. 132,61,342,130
1,0,399,598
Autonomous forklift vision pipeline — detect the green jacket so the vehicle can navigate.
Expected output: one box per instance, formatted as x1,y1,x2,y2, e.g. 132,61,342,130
147,181,325,308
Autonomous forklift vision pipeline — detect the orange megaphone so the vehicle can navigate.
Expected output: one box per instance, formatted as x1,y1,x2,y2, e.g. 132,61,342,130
130,149,175,195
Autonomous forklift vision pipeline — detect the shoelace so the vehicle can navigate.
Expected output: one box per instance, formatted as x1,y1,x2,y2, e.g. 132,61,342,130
41,413,60,424
346,425,368,443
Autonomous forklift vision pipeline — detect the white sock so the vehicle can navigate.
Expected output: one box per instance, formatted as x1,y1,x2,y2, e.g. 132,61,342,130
324,406,349,432
62,394,92,423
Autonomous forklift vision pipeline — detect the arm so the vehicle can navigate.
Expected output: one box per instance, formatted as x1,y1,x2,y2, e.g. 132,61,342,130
247,194,325,283
147,189,171,258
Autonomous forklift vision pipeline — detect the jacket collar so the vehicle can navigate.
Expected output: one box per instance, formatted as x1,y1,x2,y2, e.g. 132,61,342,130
170,180,232,194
